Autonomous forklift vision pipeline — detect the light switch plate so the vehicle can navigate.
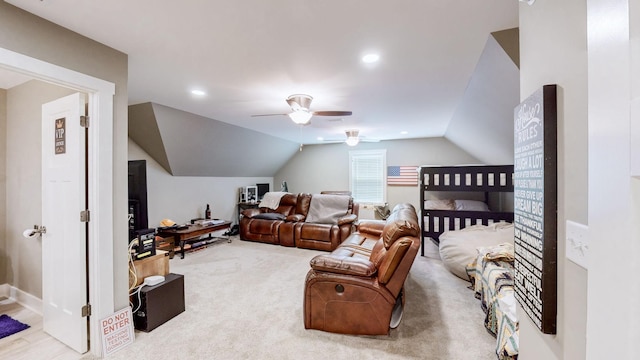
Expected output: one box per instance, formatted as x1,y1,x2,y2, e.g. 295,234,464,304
566,220,589,269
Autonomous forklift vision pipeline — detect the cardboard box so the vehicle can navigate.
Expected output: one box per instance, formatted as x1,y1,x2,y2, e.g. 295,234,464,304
130,250,169,287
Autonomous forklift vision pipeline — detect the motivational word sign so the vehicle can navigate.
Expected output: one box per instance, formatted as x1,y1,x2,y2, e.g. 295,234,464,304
513,84,557,334
100,307,135,356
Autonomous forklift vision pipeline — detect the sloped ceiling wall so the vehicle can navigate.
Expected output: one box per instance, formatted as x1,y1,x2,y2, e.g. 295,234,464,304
444,28,519,165
129,102,299,176
130,29,519,176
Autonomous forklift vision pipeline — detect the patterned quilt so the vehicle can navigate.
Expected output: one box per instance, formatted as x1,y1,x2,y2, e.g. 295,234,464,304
466,243,519,360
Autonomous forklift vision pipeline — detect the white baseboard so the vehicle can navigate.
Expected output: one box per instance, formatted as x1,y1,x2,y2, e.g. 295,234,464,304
0,283,43,315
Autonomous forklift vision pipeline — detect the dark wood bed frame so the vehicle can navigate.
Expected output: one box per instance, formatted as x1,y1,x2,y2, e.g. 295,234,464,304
419,165,514,255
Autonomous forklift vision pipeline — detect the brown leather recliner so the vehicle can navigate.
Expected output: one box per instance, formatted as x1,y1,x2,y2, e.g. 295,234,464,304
239,193,311,246
294,194,358,251
303,203,420,335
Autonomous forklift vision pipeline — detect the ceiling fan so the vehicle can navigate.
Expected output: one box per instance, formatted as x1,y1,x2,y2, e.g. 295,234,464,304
324,129,380,146
252,94,352,125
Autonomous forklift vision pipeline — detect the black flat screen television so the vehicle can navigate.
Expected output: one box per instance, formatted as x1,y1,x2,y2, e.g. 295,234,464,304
128,160,148,240
257,183,270,201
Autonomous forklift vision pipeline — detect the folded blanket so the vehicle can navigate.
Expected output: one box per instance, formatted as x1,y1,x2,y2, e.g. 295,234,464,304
306,194,350,224
483,243,515,263
258,192,287,210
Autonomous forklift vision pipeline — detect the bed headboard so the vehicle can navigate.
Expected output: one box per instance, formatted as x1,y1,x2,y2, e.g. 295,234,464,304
419,165,514,254
421,165,513,192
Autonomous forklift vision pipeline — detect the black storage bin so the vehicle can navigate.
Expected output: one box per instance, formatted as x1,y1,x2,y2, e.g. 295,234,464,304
132,273,185,332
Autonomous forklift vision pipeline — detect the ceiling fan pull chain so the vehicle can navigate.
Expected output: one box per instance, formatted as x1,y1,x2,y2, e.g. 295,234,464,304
299,124,304,151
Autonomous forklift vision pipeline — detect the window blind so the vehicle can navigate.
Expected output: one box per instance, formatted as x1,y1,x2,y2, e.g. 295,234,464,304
349,150,386,204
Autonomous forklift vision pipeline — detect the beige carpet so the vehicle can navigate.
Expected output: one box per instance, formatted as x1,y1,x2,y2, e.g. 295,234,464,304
98,237,497,360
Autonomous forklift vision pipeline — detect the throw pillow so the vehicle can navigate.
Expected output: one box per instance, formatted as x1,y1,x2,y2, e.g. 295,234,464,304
252,213,285,220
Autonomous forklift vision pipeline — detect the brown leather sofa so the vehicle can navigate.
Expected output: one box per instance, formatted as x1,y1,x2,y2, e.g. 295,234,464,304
239,193,311,247
239,192,358,251
294,194,358,251
303,203,420,335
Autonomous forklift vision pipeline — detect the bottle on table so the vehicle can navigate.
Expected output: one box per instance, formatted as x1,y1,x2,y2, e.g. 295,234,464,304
205,204,211,219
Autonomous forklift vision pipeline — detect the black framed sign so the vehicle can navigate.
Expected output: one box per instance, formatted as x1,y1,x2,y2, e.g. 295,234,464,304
513,84,557,334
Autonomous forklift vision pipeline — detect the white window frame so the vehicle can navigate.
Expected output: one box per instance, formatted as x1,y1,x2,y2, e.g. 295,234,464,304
349,149,387,205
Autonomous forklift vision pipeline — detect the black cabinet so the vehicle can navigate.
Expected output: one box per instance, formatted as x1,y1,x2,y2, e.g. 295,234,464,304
132,273,185,332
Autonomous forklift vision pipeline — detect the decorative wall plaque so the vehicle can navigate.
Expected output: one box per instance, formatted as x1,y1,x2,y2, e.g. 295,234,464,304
54,117,66,155
513,84,557,334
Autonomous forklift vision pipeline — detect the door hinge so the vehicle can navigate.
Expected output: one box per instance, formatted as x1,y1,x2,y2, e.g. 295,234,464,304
80,115,90,128
80,210,90,222
82,303,91,317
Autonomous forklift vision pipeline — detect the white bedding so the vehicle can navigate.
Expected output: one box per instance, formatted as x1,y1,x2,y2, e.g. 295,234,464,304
424,199,490,211
438,222,514,280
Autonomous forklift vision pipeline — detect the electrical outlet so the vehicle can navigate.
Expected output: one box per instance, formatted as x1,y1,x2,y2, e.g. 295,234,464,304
566,220,589,269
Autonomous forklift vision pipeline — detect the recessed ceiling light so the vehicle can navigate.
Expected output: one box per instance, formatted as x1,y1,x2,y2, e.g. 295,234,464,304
362,54,380,64
400,130,408,135
317,136,324,141
191,89,206,96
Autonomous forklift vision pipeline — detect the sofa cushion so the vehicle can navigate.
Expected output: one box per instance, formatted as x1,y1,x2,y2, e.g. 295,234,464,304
275,193,299,216
382,218,419,249
252,212,286,221
309,249,377,277
377,238,412,284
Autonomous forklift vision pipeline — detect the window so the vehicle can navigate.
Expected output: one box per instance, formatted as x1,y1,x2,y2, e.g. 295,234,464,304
349,150,386,204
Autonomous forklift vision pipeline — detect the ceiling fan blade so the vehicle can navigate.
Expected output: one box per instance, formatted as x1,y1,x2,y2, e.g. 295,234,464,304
312,111,353,116
250,113,288,117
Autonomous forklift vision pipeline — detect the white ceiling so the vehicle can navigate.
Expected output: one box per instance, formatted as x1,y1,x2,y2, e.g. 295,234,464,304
5,0,519,145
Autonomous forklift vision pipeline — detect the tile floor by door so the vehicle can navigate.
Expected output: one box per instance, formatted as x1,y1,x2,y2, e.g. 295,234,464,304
0,298,83,360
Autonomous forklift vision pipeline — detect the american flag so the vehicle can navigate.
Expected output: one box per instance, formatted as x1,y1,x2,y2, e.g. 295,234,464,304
387,166,418,186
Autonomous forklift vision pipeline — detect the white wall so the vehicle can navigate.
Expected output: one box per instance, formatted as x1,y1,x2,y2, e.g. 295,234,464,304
4,80,75,298
445,33,520,165
519,0,640,359
519,1,588,359
586,0,639,359
274,137,483,212
0,89,6,283
0,1,129,312
128,139,272,226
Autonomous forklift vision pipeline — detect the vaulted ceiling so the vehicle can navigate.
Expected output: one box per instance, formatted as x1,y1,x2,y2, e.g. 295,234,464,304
3,1,521,176
5,1,519,143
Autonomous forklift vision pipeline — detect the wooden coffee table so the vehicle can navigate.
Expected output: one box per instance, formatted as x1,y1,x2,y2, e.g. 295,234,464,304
156,221,232,259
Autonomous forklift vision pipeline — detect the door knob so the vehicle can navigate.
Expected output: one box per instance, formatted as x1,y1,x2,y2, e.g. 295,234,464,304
23,225,47,238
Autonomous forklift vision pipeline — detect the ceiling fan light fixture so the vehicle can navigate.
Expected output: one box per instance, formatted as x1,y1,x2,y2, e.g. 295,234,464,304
345,136,360,146
288,110,312,124
345,129,360,146
286,94,313,112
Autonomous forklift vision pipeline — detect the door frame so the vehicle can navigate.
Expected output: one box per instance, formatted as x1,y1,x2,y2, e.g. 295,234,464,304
0,47,115,357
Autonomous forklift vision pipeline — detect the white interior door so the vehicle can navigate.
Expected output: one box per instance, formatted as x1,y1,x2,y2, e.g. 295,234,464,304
41,92,89,353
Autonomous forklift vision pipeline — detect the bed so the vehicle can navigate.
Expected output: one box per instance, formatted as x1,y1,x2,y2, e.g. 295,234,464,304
419,165,514,255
